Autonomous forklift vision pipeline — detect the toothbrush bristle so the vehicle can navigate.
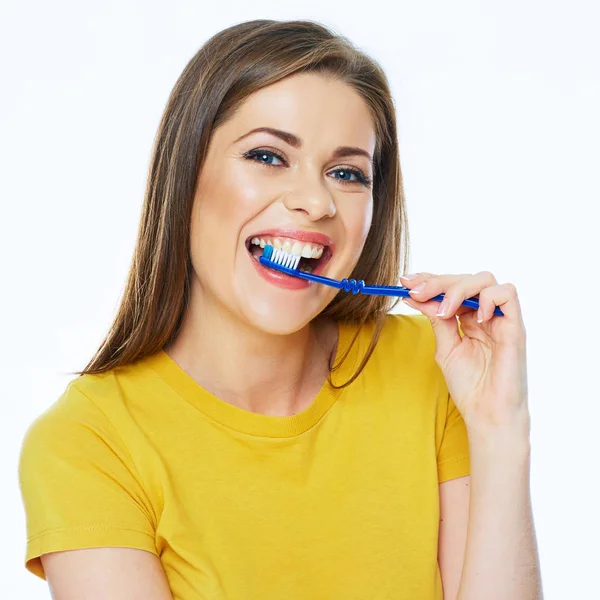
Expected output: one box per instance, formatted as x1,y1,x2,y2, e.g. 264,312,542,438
264,245,301,270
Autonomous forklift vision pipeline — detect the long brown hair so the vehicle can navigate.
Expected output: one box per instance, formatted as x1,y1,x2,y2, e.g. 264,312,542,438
73,19,410,388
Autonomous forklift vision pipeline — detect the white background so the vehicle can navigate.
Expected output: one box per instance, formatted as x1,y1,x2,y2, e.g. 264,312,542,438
2,1,598,597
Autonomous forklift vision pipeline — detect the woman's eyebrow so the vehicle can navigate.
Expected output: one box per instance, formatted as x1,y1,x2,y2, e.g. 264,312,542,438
233,126,373,166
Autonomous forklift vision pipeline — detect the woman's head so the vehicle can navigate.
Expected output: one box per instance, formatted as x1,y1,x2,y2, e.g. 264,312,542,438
76,19,409,385
192,71,376,334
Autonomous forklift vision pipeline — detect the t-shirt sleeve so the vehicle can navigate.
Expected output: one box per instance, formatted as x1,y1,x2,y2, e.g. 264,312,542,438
18,381,158,580
436,391,471,483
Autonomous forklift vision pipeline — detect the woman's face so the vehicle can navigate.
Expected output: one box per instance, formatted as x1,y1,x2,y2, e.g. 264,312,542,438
190,72,376,334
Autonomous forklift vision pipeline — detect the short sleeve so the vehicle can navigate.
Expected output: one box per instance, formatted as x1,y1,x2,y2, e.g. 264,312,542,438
18,381,158,580
436,392,471,483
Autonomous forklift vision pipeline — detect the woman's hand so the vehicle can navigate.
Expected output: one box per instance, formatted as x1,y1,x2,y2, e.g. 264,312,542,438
401,272,530,435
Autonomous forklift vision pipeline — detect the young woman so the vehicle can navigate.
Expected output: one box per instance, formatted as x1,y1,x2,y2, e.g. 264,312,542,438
18,19,542,600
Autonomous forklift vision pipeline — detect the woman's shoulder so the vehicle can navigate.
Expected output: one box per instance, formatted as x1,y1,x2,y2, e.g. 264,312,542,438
20,378,118,462
348,312,434,348
340,312,439,373
20,361,145,462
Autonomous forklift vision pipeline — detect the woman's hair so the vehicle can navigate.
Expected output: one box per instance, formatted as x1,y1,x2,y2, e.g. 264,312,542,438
73,19,410,388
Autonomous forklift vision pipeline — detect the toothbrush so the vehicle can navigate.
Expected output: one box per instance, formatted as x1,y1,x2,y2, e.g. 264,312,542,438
259,245,504,317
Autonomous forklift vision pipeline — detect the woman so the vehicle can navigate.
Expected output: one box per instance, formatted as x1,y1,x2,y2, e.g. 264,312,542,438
18,19,542,600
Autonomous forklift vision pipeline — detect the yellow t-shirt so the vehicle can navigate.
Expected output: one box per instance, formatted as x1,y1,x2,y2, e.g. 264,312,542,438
19,313,470,599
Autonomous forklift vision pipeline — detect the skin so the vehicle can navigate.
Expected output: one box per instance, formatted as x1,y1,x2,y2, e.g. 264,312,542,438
40,73,476,598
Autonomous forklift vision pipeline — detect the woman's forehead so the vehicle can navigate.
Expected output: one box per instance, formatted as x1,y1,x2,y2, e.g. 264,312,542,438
223,75,376,156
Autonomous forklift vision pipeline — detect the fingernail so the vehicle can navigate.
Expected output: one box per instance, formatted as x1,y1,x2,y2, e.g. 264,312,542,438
436,300,447,317
409,282,426,294
401,273,418,280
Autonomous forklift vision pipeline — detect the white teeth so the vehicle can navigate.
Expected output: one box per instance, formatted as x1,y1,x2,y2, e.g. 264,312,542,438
248,235,326,260
301,244,313,258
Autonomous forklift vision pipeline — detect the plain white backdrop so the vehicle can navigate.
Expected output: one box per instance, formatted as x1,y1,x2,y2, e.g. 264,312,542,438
1,1,598,597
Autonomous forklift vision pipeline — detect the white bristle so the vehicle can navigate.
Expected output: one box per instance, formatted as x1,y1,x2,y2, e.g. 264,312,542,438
272,248,301,270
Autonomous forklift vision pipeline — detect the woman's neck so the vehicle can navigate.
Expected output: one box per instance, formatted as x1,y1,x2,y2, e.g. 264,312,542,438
163,303,338,417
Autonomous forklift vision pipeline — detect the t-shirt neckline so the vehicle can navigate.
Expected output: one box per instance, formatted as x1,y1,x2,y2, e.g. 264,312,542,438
143,321,359,438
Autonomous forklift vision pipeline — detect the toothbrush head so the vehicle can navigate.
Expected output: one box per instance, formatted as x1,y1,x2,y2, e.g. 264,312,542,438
259,244,346,291
260,245,301,271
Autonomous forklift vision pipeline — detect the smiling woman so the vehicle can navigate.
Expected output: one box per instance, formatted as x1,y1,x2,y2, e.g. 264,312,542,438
17,17,540,600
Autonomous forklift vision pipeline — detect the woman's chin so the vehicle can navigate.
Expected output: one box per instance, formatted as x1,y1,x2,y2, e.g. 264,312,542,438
239,297,324,336
232,271,337,334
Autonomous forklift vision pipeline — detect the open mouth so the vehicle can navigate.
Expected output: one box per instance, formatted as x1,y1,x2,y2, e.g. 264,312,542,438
245,235,332,274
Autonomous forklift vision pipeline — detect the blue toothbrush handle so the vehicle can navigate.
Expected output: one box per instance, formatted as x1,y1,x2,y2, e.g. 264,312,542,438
357,283,503,316
258,255,504,316
259,258,346,289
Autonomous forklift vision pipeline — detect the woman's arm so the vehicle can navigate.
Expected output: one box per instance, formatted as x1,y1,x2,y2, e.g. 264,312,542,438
41,547,173,600
456,428,543,600
438,475,470,600
400,266,543,598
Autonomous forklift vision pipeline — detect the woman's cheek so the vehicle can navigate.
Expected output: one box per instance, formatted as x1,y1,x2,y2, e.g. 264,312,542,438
348,198,373,258
224,161,277,213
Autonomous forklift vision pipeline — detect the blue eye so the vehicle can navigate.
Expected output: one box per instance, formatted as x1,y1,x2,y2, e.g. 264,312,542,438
245,149,285,167
332,169,361,184
243,148,372,188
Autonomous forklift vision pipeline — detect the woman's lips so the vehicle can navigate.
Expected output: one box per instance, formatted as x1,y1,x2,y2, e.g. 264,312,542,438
246,245,332,291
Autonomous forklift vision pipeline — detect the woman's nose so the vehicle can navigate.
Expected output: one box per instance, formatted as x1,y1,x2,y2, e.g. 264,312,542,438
281,174,337,220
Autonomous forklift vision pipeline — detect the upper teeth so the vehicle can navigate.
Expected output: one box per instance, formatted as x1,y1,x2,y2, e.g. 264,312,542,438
250,237,324,259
